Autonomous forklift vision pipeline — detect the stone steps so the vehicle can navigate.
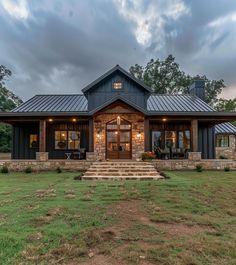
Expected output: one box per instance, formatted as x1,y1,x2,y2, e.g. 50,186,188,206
82,161,163,180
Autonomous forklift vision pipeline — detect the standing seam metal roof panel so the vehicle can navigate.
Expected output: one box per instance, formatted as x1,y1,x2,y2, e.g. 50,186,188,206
12,94,215,113
12,95,88,112
147,95,214,112
215,122,236,134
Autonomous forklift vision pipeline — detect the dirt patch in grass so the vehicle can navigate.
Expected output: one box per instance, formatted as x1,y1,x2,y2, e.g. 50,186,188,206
64,189,76,199
27,232,43,241
107,200,148,233
34,207,63,225
35,189,56,198
78,254,125,265
140,215,212,237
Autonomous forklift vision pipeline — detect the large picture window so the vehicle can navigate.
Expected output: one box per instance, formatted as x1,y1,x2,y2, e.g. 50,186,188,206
216,135,229,147
55,131,80,150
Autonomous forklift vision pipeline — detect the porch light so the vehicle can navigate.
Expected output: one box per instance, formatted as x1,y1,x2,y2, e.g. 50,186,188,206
72,118,77,122
96,130,101,138
162,118,167,122
48,118,53,122
137,131,142,138
115,131,118,135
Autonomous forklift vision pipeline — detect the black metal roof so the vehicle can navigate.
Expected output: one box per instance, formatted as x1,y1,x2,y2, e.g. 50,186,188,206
12,94,216,113
12,95,88,113
147,95,214,112
215,122,236,134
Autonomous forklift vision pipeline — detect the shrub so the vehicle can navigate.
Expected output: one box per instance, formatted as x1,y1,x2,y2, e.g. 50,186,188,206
224,166,230,172
0,165,9,173
196,164,203,172
159,171,170,179
219,155,228,159
56,167,62,173
24,167,32,174
141,152,156,160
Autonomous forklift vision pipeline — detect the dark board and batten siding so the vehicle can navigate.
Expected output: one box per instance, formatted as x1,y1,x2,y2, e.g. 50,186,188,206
87,72,150,111
12,122,89,159
12,123,39,159
46,122,89,159
198,123,215,159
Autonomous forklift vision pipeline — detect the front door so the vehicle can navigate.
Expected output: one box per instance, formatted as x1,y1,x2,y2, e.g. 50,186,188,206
106,117,131,159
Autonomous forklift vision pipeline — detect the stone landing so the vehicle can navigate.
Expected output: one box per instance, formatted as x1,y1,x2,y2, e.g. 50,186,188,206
82,161,163,180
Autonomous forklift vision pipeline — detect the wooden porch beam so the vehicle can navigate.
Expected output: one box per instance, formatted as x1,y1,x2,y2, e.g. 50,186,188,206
191,119,198,152
89,118,94,152
39,120,46,152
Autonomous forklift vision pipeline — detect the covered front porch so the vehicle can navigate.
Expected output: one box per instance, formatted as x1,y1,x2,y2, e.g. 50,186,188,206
0,110,236,161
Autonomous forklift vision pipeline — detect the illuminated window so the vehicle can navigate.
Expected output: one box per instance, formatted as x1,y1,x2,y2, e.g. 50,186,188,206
55,131,80,150
113,82,122,89
30,134,38,148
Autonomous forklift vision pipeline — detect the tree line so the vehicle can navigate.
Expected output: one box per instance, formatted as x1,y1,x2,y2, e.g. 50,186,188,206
0,56,236,152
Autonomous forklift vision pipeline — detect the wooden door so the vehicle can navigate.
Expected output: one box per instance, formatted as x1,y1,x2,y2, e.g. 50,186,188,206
106,117,131,159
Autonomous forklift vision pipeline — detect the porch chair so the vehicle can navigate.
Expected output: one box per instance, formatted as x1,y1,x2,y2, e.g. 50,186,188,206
73,148,86,160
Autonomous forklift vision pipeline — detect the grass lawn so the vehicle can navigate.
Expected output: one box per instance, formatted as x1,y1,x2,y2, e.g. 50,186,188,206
0,171,235,265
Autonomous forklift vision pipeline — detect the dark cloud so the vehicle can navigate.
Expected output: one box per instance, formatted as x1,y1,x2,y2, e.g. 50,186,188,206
1,0,236,100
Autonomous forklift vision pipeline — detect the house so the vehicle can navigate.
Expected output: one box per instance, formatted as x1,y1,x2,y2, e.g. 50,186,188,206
215,122,236,159
0,65,236,162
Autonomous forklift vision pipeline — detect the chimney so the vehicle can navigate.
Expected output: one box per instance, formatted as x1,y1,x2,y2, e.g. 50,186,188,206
190,79,205,101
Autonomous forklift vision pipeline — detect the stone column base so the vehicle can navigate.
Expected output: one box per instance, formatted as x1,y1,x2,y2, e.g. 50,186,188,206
36,152,48,161
86,152,97,162
188,152,201,161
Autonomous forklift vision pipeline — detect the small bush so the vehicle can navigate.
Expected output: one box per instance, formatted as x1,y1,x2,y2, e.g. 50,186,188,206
224,166,230,172
141,152,156,160
56,167,62,173
24,167,32,174
219,155,228,159
196,164,203,172
159,171,170,179
0,165,9,174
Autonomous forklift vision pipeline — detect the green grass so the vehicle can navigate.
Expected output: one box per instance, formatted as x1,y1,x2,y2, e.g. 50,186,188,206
0,171,235,264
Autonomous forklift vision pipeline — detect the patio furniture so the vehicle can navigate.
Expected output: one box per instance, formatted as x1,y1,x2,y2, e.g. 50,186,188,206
65,152,72,160
73,148,86,160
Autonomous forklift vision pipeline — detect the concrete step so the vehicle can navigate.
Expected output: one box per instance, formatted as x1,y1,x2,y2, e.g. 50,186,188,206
84,172,158,176
88,167,157,172
82,176,163,180
82,161,161,180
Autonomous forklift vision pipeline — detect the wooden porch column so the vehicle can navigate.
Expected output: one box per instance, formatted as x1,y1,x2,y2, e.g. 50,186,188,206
89,118,94,152
191,119,198,152
144,119,150,152
39,120,46,152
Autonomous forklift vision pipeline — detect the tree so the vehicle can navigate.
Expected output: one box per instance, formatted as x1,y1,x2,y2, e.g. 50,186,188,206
129,55,225,106
0,65,22,152
215,98,236,112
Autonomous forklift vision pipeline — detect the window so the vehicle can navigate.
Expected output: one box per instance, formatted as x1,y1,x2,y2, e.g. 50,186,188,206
216,135,229,147
30,134,38,148
178,130,191,149
152,131,162,150
68,131,80,149
113,81,122,89
165,131,177,149
55,131,80,150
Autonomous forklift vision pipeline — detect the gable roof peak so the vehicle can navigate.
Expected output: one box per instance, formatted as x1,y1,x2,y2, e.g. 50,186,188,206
82,64,152,94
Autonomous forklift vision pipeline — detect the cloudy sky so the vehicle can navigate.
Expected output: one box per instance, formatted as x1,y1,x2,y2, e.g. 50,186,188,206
1,0,236,100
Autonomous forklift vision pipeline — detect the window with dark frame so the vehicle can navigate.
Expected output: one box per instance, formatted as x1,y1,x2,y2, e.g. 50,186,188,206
113,81,122,89
29,134,39,148
216,134,229,147
55,131,80,150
